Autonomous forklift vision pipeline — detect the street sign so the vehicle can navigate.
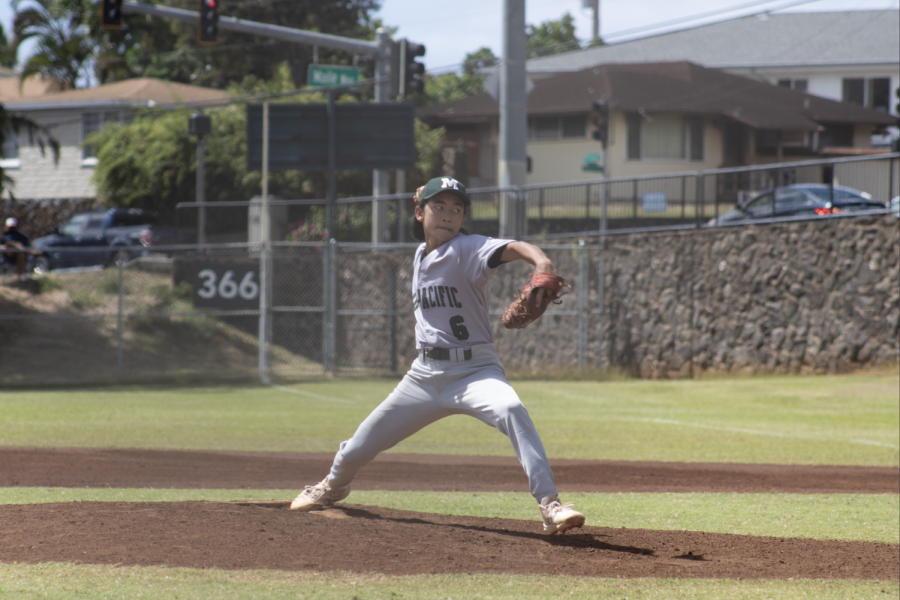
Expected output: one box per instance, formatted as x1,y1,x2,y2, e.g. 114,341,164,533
246,102,416,172
307,65,359,88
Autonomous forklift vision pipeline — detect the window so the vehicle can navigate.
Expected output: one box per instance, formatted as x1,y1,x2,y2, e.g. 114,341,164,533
626,113,704,161
82,111,123,161
868,78,890,112
819,123,854,148
1,131,19,169
842,77,892,111
777,79,807,91
842,78,865,106
561,115,585,139
527,115,586,140
60,214,90,237
532,117,558,140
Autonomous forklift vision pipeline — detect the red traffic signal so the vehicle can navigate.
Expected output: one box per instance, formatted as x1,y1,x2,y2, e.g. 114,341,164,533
198,0,219,45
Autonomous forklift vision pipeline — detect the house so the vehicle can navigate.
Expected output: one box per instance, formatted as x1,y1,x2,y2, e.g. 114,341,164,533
2,77,228,202
524,10,899,120
417,61,897,188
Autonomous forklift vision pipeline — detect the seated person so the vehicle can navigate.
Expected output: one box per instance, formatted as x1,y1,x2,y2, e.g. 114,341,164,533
1,218,30,280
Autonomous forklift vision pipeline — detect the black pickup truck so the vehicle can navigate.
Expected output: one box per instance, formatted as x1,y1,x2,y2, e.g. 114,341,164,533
31,208,181,273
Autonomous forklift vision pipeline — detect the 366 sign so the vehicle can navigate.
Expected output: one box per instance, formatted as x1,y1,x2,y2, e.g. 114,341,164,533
192,265,260,309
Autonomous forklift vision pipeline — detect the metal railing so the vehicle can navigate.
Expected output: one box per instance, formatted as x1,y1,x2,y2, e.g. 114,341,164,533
174,153,899,244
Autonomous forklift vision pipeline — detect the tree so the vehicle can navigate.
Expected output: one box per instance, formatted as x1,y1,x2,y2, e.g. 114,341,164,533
418,47,497,106
89,69,445,224
0,25,17,68
12,0,95,89
526,12,580,57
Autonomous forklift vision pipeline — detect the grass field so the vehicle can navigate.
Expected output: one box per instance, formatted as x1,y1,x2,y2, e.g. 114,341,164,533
1,373,898,599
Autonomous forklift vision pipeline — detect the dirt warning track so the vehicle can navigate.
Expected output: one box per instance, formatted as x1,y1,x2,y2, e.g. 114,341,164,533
2,447,897,494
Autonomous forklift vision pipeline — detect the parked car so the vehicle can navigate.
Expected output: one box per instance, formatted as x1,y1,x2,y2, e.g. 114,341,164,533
710,184,887,225
31,208,177,273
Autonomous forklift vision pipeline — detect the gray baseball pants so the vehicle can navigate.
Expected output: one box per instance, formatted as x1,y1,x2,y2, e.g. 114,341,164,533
326,343,558,503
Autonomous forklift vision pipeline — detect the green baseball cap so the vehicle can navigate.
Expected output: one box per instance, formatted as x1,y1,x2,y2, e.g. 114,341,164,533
419,176,470,206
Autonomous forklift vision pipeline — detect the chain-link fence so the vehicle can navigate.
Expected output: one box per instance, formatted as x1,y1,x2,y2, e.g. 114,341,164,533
2,154,897,385
2,207,897,387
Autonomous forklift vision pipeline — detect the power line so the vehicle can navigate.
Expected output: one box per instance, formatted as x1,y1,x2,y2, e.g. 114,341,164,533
602,0,824,41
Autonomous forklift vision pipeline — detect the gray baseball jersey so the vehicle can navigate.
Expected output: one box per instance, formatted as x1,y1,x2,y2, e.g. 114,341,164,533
412,233,513,349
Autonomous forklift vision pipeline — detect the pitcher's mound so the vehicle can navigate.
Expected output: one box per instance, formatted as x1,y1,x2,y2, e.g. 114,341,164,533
1,501,897,579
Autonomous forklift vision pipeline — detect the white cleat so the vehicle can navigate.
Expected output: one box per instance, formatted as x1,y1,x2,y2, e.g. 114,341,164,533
540,496,586,534
289,478,351,511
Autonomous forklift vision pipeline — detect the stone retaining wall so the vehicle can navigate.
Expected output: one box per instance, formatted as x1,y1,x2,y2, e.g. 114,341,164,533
597,215,899,377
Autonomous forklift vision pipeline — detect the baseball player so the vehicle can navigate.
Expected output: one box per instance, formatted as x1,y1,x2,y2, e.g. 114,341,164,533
291,176,585,534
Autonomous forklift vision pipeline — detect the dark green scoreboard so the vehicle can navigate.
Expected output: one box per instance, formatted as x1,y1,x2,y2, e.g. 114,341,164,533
247,102,416,172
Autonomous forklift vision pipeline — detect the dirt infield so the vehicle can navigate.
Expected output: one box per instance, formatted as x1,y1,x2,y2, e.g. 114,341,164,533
3,447,898,493
1,448,898,579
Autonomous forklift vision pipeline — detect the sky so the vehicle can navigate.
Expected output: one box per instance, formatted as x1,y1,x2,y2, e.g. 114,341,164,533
1,0,898,76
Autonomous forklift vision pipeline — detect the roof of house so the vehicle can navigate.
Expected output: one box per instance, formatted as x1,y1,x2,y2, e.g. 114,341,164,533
525,10,900,74
418,61,898,131
4,77,228,111
0,68,63,102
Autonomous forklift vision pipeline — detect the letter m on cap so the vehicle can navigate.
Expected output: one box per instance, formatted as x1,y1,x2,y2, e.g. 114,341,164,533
441,178,460,190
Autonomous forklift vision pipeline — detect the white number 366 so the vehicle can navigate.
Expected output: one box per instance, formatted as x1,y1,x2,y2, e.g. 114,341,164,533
197,269,259,300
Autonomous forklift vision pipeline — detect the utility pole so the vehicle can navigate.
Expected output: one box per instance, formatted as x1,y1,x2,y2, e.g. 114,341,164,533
371,28,392,244
498,0,527,239
188,113,211,244
592,0,600,44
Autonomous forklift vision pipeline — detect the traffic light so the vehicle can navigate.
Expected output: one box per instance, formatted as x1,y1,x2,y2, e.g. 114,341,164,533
100,0,123,30
198,0,219,45
591,99,610,145
399,39,426,97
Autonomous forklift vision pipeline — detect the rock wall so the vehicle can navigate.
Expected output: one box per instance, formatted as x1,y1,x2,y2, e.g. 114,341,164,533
597,215,899,377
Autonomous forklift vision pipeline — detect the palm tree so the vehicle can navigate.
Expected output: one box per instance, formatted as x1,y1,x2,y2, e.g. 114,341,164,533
0,25,17,69
12,0,95,89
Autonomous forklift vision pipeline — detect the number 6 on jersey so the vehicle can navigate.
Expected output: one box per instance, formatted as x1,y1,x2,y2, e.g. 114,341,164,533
449,315,469,340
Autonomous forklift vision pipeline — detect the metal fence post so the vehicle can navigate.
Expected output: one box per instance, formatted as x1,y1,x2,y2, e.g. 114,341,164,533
632,179,638,219
117,260,124,381
325,239,338,375
258,242,269,382
696,173,704,228
389,260,398,373
889,156,894,200
577,239,587,372
597,181,607,370
584,184,590,230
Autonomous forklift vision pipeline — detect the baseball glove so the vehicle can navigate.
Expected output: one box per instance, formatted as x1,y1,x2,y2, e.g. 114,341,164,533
501,272,568,329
